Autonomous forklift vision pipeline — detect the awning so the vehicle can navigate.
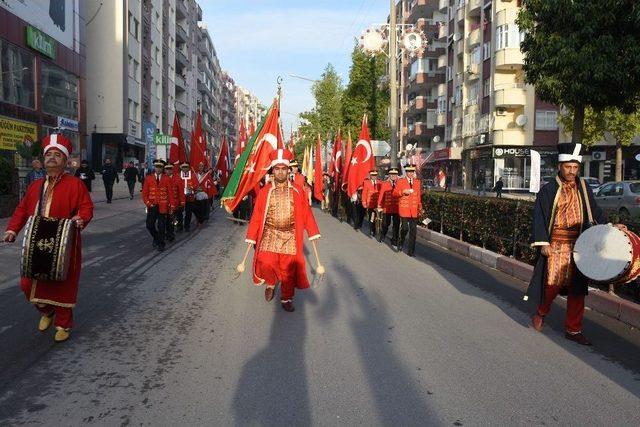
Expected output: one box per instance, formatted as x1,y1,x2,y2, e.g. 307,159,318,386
427,146,462,163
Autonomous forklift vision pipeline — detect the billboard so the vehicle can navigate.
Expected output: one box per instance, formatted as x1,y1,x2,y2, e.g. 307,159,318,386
0,0,77,51
0,115,37,151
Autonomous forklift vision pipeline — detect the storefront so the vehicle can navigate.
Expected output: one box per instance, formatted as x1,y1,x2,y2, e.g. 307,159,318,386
464,146,557,192
423,147,463,187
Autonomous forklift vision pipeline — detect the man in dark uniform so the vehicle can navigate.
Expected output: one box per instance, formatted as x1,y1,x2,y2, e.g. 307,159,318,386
102,158,119,203
527,143,623,345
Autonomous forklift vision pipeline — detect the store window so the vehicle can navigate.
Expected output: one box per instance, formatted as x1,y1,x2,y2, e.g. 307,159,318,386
41,62,78,120
0,40,35,109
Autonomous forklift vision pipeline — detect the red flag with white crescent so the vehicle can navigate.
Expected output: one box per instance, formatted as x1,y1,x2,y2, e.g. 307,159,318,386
235,119,247,165
169,114,187,166
189,111,206,168
216,135,230,185
347,115,375,197
223,98,282,213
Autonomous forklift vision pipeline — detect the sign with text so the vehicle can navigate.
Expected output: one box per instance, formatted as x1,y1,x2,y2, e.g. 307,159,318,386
57,116,78,132
0,116,37,151
153,133,172,145
2,0,76,50
26,25,56,59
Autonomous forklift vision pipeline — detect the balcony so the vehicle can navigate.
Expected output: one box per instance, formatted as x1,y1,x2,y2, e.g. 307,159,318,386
436,111,446,126
466,63,480,80
455,39,464,56
495,48,524,70
468,0,481,16
467,28,481,49
408,122,428,137
439,0,448,12
494,84,527,108
437,83,447,97
493,129,526,146
408,0,429,22
175,48,188,67
496,8,518,27
176,24,188,42
175,99,188,116
198,40,210,56
437,54,447,69
176,0,187,19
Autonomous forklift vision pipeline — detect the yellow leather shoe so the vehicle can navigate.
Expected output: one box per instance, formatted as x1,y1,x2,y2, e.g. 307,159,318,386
54,327,70,343
38,313,54,332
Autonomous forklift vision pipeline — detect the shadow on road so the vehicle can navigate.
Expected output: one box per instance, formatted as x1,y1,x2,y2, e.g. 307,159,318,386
332,259,435,424
231,302,311,426
412,236,640,399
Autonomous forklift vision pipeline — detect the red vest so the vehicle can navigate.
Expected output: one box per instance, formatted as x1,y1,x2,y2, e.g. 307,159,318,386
394,177,422,218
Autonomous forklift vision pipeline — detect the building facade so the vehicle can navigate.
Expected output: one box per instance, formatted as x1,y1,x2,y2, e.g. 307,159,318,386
0,0,85,173
235,85,265,136
395,0,562,191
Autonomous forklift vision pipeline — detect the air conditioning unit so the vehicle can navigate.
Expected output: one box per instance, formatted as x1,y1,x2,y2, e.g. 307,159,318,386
591,151,606,161
496,108,507,116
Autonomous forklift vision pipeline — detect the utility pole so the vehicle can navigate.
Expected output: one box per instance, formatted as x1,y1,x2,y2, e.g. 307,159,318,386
389,0,398,167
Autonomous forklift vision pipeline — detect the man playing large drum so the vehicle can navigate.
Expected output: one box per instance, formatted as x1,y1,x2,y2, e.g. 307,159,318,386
3,134,94,343
527,142,624,346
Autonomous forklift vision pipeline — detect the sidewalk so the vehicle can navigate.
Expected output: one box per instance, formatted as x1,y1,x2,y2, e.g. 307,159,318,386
429,186,536,202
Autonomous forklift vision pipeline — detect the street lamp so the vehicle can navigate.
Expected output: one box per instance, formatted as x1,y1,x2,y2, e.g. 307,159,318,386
358,1,429,168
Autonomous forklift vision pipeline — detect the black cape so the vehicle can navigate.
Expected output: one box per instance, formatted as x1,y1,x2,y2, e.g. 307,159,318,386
525,176,606,305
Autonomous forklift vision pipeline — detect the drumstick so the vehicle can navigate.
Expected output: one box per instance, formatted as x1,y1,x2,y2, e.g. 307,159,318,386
311,240,325,276
236,243,252,274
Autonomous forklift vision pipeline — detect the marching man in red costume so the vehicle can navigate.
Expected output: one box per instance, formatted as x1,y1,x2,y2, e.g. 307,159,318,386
3,134,94,343
238,149,324,312
361,169,381,236
142,159,174,251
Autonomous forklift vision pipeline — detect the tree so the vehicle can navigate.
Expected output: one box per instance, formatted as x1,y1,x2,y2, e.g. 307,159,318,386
341,46,390,141
560,107,640,180
297,63,343,157
517,0,640,144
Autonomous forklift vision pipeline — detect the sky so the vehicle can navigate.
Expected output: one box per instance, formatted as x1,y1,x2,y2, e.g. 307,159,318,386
201,0,390,135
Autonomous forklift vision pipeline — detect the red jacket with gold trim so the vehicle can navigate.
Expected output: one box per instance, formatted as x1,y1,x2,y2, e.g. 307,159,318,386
393,177,422,218
142,173,174,214
362,177,381,209
377,179,400,214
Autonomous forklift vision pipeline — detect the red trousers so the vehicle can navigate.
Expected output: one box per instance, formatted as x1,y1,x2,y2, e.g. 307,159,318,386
256,251,298,300
21,281,73,329
537,286,585,333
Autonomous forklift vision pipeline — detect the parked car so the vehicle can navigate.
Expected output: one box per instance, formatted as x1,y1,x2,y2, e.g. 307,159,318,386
583,177,601,190
594,181,640,217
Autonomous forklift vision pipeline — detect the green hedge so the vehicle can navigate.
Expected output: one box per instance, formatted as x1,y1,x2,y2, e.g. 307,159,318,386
422,191,536,264
422,191,640,266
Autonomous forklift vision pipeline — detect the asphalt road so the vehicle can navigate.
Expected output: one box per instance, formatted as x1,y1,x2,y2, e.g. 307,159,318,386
0,196,639,425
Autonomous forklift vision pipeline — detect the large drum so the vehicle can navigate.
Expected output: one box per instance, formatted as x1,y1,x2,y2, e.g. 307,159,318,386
573,224,640,284
20,215,77,282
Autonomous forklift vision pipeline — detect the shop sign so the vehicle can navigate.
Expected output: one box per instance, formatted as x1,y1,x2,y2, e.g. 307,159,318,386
493,147,556,158
371,140,391,156
433,148,451,160
0,115,38,151
153,133,172,145
468,148,492,160
57,116,78,132
25,25,56,59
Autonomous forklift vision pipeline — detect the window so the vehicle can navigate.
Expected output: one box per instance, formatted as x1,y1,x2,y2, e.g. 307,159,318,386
471,46,481,65
468,81,479,103
155,47,160,64
156,81,161,99
437,96,447,113
496,24,523,50
133,60,139,82
483,42,491,60
0,40,35,108
535,110,559,130
41,62,79,120
483,78,491,97
128,100,139,122
128,55,134,78
613,183,624,196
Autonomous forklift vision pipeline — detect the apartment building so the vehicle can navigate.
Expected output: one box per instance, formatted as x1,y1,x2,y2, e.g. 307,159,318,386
236,86,266,131
0,0,86,168
196,22,221,150
396,0,562,191
221,72,238,149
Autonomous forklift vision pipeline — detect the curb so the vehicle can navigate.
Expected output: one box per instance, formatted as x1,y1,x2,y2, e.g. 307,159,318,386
417,227,640,330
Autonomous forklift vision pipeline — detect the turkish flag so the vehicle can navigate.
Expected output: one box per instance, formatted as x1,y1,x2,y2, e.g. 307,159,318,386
189,111,207,168
169,114,187,166
216,135,230,185
235,119,247,165
331,131,342,192
223,98,282,213
347,115,376,197
341,131,352,186
313,134,324,202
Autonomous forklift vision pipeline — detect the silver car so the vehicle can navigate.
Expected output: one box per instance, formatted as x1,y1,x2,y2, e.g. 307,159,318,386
594,181,640,217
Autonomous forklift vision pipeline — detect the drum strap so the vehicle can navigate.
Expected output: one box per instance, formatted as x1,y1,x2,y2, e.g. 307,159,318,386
580,178,595,225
